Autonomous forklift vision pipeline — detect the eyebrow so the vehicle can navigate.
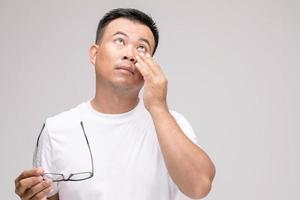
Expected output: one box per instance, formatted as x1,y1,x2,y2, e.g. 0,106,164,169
112,31,152,50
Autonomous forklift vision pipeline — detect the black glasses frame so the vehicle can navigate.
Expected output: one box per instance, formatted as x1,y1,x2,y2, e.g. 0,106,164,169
34,121,94,182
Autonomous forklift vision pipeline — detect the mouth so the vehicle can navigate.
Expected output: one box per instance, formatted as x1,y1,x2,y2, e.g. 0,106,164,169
115,65,134,75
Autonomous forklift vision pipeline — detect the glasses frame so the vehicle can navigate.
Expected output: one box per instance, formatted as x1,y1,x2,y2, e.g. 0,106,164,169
34,121,94,182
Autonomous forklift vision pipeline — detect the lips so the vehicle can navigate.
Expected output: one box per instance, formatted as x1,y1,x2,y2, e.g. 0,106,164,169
115,65,134,74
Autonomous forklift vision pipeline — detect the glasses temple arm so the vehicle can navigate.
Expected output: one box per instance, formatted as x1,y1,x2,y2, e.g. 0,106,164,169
80,121,94,175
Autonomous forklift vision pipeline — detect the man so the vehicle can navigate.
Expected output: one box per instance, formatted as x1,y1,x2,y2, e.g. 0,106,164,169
15,8,215,200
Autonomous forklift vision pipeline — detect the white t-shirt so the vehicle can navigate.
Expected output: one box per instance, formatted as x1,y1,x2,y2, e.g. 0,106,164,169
34,99,198,200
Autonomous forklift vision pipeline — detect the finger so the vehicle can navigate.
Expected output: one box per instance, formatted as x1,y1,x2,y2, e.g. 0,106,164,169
32,187,52,200
145,53,165,76
140,53,163,75
137,53,155,72
15,176,43,197
135,55,153,79
140,53,168,91
15,168,44,183
21,179,52,200
135,62,149,79
136,53,153,72
31,187,52,200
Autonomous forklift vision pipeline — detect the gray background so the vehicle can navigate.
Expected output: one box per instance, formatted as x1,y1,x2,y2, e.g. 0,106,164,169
1,0,299,199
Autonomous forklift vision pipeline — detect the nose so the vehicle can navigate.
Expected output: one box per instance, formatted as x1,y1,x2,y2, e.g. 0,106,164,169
122,46,137,63
123,56,136,63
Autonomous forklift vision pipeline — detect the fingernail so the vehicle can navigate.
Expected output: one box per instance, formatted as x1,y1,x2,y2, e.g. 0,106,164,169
44,179,52,185
146,53,151,57
139,52,144,56
36,168,43,174
46,179,52,184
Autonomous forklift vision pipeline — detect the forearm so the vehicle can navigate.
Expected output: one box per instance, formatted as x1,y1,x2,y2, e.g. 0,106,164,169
135,52,215,198
149,107,215,199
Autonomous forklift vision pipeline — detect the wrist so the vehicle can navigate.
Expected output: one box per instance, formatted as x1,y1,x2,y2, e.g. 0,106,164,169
147,103,169,116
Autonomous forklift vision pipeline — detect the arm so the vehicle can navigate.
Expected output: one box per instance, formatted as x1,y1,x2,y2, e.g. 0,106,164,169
135,53,216,199
150,108,215,198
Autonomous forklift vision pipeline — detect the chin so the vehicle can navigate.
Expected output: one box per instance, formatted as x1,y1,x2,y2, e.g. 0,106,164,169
112,80,143,92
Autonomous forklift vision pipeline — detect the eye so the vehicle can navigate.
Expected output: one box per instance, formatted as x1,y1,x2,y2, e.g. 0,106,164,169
137,45,147,53
115,38,125,45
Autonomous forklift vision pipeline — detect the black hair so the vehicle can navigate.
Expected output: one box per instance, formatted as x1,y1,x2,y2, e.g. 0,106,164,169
95,8,159,54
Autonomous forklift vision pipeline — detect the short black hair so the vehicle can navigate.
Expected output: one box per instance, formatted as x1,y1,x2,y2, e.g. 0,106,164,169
95,8,159,55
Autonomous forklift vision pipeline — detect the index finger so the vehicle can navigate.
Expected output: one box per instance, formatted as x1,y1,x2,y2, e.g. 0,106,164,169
141,53,164,75
15,168,44,183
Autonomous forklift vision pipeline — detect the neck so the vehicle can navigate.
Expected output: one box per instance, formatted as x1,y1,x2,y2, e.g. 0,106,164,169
91,82,141,114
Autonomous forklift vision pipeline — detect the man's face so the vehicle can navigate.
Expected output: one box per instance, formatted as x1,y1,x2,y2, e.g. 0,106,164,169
90,18,156,92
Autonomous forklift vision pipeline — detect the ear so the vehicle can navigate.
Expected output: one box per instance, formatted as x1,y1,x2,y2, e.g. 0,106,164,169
89,44,99,65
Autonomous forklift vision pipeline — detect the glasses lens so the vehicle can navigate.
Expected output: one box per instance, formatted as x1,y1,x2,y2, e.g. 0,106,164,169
69,172,92,180
43,173,64,181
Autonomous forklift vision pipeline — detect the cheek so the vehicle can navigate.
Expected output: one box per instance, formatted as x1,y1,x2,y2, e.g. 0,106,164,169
98,50,114,63
97,44,119,64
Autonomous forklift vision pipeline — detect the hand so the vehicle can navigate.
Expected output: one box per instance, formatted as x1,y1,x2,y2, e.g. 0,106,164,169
15,168,52,200
135,52,168,113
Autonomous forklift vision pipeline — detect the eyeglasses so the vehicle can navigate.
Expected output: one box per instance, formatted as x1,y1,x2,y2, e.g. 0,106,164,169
33,121,94,182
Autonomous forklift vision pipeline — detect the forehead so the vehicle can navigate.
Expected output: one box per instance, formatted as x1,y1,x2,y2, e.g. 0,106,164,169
102,18,155,48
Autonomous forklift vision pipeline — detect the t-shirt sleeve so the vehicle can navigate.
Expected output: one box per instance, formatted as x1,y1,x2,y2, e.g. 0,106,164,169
170,110,200,146
32,121,59,197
